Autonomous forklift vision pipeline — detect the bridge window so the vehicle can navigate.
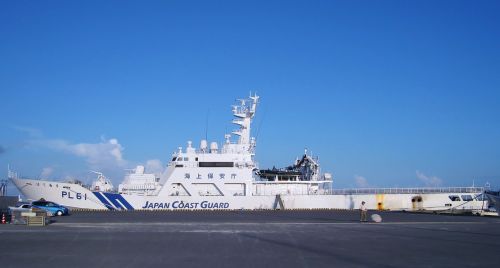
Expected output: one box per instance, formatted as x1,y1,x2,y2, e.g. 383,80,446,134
199,162,234,168
448,195,461,202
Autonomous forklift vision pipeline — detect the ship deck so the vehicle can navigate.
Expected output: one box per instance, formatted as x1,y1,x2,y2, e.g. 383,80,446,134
1,210,499,267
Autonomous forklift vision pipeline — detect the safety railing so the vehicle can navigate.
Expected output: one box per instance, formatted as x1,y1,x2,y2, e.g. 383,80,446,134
252,184,485,196
327,187,485,195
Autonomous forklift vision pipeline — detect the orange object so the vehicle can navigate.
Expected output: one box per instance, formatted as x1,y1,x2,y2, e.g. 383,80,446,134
1,213,5,224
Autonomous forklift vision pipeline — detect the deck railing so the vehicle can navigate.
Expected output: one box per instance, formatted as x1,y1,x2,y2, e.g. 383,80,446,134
327,187,485,195
252,184,485,196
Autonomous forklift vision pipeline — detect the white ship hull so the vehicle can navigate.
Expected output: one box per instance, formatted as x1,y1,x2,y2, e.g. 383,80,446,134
11,177,487,212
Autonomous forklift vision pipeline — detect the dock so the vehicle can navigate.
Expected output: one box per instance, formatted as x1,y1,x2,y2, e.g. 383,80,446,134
1,210,499,267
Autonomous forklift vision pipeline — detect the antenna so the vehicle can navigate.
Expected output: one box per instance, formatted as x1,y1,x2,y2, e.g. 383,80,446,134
255,105,266,141
205,108,210,141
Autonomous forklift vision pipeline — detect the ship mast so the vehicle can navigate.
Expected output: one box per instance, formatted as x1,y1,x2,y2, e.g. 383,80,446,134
230,93,259,153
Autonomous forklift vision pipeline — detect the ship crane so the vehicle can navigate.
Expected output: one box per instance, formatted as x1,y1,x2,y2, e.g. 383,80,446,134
90,170,114,192
90,170,104,177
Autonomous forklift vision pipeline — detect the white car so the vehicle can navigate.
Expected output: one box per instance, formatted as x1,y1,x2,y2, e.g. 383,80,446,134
8,203,54,216
8,203,32,212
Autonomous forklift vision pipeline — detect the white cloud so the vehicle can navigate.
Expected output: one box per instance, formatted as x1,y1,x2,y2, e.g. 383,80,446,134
34,138,127,171
40,167,54,179
416,170,443,187
145,159,164,175
23,132,165,183
354,175,370,188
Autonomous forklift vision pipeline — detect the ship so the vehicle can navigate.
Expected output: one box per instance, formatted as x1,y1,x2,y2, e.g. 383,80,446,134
9,94,489,212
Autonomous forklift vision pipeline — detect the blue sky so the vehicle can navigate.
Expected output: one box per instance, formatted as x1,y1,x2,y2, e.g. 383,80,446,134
1,1,499,194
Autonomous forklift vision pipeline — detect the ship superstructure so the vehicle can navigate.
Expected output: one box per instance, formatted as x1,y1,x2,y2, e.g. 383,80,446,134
152,94,261,199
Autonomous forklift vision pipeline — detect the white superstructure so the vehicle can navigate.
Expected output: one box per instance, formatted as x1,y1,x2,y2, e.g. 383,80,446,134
9,94,489,213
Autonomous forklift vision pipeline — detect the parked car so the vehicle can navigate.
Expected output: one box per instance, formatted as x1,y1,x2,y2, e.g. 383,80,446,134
31,200,69,216
8,203,54,217
8,203,33,213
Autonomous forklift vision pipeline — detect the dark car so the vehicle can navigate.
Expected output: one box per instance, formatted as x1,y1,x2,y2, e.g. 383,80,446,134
31,201,69,216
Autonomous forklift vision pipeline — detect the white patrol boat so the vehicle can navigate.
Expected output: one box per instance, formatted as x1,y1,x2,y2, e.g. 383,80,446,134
9,94,489,212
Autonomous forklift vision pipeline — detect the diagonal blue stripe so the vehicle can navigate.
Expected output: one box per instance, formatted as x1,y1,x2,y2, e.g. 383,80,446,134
103,193,134,210
92,192,115,210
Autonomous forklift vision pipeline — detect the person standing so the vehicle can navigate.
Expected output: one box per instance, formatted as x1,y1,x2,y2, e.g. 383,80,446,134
360,201,368,222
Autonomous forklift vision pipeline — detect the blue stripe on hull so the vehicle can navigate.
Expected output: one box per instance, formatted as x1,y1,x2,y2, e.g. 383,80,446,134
92,192,115,210
103,193,134,210
92,192,134,210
